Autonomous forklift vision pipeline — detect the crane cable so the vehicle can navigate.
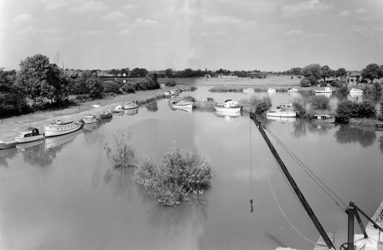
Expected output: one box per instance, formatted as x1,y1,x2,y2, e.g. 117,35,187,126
263,124,348,212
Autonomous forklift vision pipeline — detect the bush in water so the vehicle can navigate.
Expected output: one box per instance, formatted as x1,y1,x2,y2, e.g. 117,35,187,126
135,149,212,207
336,100,376,123
104,132,136,168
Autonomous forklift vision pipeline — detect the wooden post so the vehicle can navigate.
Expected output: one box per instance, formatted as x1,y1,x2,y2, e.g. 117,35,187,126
250,113,335,249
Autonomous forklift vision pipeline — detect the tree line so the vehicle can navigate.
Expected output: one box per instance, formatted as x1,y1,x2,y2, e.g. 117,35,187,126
0,54,160,118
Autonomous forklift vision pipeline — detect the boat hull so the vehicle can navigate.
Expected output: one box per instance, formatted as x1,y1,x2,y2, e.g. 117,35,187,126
0,141,17,150
266,111,296,118
215,106,241,113
15,135,44,144
45,123,82,138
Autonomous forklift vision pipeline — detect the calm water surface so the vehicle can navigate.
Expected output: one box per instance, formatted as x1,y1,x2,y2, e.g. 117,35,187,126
1,87,383,250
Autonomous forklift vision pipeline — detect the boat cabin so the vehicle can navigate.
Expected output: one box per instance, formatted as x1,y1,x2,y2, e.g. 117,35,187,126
20,127,40,137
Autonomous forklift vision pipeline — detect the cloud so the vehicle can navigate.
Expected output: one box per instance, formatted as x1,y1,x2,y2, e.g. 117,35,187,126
13,13,32,23
355,8,367,14
123,3,139,10
205,15,246,24
44,2,67,10
134,18,158,25
102,11,124,21
69,0,108,12
16,25,38,35
119,28,130,36
339,10,350,17
285,29,303,36
282,0,333,16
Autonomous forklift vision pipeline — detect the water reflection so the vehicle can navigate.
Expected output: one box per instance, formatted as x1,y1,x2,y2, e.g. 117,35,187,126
0,148,17,167
19,141,53,167
83,122,101,132
145,102,159,112
45,130,82,151
147,195,208,230
124,108,139,116
335,125,376,148
292,120,307,138
215,111,241,121
267,116,296,123
379,136,383,154
104,167,135,196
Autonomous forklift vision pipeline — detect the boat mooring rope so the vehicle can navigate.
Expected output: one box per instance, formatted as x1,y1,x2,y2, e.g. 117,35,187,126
267,173,316,246
263,126,348,212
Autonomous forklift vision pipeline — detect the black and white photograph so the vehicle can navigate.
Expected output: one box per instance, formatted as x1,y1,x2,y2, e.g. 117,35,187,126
1,0,383,249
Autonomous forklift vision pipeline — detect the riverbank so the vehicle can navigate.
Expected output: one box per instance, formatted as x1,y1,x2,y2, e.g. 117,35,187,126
0,86,191,141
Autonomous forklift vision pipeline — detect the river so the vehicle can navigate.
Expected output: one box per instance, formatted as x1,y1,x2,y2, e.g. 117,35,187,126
0,86,382,250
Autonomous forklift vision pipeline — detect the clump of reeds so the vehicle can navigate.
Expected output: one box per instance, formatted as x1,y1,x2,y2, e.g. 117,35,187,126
135,149,212,207
104,131,136,168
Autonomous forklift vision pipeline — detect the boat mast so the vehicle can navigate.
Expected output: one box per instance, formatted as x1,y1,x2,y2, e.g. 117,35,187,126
250,113,335,249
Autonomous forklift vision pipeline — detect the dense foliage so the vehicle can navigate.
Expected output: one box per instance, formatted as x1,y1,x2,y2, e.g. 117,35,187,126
247,96,272,114
336,100,376,123
104,132,136,168
309,95,330,110
135,149,212,207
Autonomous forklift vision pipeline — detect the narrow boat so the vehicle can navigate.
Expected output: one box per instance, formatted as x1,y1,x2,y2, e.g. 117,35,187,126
315,87,332,94
349,88,363,95
170,100,193,111
266,109,296,118
15,127,44,144
82,115,99,124
123,100,139,110
215,99,242,114
267,88,276,94
312,114,335,124
114,104,124,113
0,140,17,150
243,88,254,94
100,110,113,119
44,119,82,138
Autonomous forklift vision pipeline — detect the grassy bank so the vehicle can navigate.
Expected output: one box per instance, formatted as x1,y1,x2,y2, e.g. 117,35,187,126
0,86,191,141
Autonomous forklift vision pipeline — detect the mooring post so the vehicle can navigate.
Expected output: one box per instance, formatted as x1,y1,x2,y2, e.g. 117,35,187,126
347,206,355,250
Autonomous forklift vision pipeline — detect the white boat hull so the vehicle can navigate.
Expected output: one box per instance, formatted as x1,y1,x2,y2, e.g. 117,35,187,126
45,123,82,137
15,135,44,144
266,111,296,118
215,106,241,113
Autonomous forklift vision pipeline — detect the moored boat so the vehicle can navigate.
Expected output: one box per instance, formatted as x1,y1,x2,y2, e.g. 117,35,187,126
170,89,181,96
0,140,17,150
82,115,99,124
164,91,171,98
277,103,293,109
287,88,299,93
123,100,139,110
312,114,335,123
315,87,332,94
215,99,242,113
114,104,124,113
15,127,44,144
170,100,193,111
349,88,363,95
44,119,82,138
266,109,296,118
267,88,276,94
100,110,113,119
243,88,254,94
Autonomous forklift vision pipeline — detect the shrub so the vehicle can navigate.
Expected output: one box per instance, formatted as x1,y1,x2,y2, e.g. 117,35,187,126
135,149,212,207
292,101,306,118
374,82,382,93
121,83,136,94
377,114,383,121
190,86,197,92
309,95,330,110
248,96,272,114
331,79,347,88
103,81,121,94
335,100,376,123
104,132,136,168
300,78,311,87
165,80,176,87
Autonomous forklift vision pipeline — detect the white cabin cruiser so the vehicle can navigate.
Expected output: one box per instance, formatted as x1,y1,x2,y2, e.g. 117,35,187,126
44,119,82,137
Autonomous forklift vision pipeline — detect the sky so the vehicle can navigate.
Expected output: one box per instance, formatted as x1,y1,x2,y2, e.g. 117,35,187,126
0,0,383,71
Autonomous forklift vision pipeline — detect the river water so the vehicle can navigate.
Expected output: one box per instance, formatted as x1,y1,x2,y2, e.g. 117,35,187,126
0,87,382,250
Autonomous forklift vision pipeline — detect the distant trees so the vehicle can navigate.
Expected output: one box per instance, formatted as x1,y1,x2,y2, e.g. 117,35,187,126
130,67,148,78
335,68,347,78
86,76,103,99
320,65,332,82
302,64,321,80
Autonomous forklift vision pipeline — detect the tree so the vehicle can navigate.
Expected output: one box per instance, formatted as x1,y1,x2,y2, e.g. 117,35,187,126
336,68,347,78
164,68,173,78
302,64,321,79
86,76,103,99
320,65,332,82
17,54,69,105
130,67,148,77
0,70,30,117
362,63,380,83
